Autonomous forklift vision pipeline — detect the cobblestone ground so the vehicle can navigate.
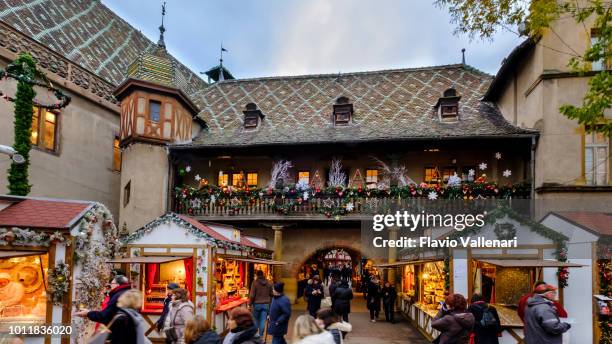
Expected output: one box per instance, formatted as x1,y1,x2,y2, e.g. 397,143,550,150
267,293,429,344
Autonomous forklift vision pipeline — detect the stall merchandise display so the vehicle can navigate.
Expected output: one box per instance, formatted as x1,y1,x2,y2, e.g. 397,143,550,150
420,262,445,310
0,254,48,324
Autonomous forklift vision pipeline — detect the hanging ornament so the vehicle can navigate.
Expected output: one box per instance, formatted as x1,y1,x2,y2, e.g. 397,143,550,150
502,169,512,178
495,152,502,160
479,162,488,170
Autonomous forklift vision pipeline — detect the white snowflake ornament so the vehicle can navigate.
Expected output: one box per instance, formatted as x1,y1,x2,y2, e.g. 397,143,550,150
428,191,438,200
345,202,354,212
495,152,502,160
303,191,309,201
195,174,201,181
468,169,475,177
479,162,488,170
185,165,192,173
503,169,512,178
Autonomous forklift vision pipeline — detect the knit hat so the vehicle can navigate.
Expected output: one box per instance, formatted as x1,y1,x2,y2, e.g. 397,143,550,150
230,307,254,328
167,282,179,290
274,282,285,294
534,284,557,294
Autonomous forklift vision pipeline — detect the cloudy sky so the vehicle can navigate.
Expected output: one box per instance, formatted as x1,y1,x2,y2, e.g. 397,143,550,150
102,0,523,79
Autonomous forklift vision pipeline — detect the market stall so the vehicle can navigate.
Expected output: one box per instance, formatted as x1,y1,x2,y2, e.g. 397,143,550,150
0,196,119,344
118,213,278,340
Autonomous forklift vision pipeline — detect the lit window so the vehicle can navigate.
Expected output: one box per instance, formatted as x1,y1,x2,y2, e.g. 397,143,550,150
298,171,310,184
232,173,244,187
218,171,228,187
424,167,440,184
113,137,121,172
149,100,161,122
585,131,609,185
247,173,258,187
366,170,378,185
442,167,457,183
30,107,58,152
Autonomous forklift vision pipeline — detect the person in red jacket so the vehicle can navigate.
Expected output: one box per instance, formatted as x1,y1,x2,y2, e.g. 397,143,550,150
93,283,112,331
517,281,567,323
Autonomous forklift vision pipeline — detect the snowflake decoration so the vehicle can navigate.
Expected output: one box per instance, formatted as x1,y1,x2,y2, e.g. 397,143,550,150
428,191,438,200
185,165,192,173
345,202,354,212
258,192,264,197
468,169,475,177
303,191,309,201
503,169,512,178
195,174,201,181
479,162,488,170
495,152,502,160
322,198,335,208
447,173,461,187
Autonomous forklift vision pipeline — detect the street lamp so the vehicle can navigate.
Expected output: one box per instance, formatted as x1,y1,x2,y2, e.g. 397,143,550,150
0,145,25,164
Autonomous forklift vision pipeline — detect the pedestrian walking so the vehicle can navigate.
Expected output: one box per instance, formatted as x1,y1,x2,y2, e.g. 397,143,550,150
332,280,353,322
164,288,195,344
93,283,112,332
431,293,475,344
316,308,352,344
267,282,291,344
305,275,324,317
381,281,397,323
184,315,221,344
467,293,501,344
75,275,131,325
249,270,273,337
156,283,180,332
292,315,335,344
365,278,381,322
222,307,263,344
518,281,568,323
106,289,151,344
523,284,571,344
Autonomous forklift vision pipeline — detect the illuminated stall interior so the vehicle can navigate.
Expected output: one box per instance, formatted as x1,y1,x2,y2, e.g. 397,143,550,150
402,261,446,310
0,252,48,323
141,257,194,314
214,257,274,308
471,260,533,305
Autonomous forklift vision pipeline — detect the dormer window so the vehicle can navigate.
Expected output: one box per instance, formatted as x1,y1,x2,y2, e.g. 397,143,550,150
243,103,264,129
333,96,353,125
435,88,461,122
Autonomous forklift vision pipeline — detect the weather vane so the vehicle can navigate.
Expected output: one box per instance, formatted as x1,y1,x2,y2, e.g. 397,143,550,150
158,2,167,48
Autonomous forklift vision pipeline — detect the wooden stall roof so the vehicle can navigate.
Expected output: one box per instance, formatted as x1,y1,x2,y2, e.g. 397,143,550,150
107,256,188,264
230,257,287,265
0,250,46,258
476,259,583,267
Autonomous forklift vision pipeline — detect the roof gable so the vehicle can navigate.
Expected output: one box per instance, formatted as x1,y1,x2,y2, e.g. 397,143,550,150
0,198,92,229
186,64,534,147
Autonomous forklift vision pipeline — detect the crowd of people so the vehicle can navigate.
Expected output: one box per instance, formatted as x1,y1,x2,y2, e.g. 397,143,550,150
71,272,571,344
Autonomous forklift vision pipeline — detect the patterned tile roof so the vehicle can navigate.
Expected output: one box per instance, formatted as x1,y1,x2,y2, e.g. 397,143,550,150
0,0,206,94
0,198,92,229
553,212,612,236
183,64,535,147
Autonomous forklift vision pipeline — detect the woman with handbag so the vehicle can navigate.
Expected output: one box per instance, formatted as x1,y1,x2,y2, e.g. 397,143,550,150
164,288,195,344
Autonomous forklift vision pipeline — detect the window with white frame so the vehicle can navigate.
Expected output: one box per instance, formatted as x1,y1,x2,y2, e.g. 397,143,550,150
585,131,609,185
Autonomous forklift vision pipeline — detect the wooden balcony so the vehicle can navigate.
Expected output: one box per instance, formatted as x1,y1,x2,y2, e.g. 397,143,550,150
173,183,531,221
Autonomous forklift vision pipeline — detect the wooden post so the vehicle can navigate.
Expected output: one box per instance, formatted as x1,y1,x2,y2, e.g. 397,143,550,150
272,225,283,282
388,227,398,284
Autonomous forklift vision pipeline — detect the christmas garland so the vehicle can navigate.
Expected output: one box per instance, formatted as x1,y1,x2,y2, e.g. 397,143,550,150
598,259,612,344
47,261,70,305
443,256,451,291
0,227,69,247
175,182,530,218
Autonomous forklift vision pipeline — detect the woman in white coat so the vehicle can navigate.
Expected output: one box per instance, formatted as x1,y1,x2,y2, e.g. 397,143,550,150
293,314,335,344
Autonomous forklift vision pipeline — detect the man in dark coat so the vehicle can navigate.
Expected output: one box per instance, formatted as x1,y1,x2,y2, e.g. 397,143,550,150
304,275,324,317
155,282,179,332
267,282,291,344
341,264,352,283
468,293,502,344
366,278,381,322
524,284,571,344
75,275,131,325
332,280,353,322
381,281,397,323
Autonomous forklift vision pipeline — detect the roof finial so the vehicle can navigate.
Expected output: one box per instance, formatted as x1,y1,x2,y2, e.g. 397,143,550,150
461,48,466,65
158,2,167,48
219,44,228,81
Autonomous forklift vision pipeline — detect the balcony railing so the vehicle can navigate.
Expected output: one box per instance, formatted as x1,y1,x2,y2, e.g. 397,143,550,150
173,183,531,219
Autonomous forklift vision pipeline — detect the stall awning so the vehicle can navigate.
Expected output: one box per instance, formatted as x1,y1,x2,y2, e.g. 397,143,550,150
374,259,441,268
228,257,287,266
477,259,583,268
0,250,46,259
106,256,188,264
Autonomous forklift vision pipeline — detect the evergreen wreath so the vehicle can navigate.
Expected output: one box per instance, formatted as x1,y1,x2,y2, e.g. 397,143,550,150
47,261,70,305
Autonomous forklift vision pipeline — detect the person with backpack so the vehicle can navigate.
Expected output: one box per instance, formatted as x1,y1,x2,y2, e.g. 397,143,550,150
164,288,195,344
523,284,571,344
267,282,291,344
107,289,152,344
431,293,475,344
468,293,501,344
315,308,352,344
